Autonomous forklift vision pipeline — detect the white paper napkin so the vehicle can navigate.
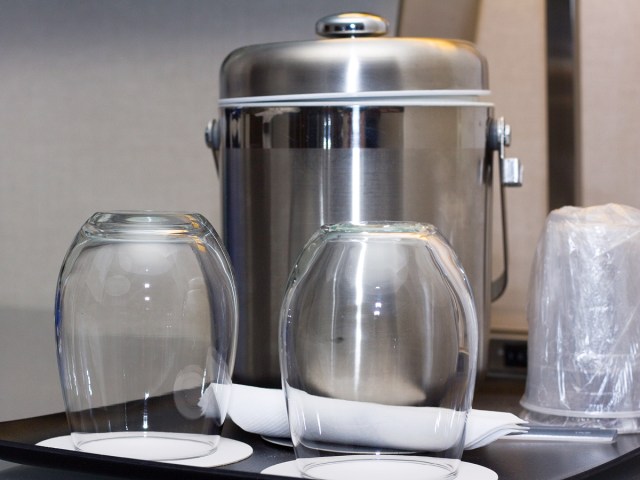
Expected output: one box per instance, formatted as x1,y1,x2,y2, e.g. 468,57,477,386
228,384,527,450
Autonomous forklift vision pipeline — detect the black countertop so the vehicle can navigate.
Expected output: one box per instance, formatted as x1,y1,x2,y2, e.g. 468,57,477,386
2,377,640,479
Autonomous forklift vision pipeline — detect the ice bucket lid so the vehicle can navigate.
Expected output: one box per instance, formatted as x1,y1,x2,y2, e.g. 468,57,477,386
219,12,489,103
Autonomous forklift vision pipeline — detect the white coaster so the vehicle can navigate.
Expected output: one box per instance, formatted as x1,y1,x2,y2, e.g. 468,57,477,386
262,459,498,480
37,435,252,467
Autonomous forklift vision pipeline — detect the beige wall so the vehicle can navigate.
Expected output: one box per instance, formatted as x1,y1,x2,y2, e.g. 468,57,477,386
0,0,399,421
578,0,640,208
401,0,549,335
422,0,640,335
480,0,640,334
477,0,548,334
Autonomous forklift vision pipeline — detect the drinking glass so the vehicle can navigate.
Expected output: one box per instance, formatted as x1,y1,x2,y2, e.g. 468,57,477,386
55,212,238,460
280,222,478,480
522,204,640,432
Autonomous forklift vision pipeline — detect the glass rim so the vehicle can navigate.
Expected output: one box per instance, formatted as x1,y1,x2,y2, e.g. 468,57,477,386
321,221,438,235
82,211,211,237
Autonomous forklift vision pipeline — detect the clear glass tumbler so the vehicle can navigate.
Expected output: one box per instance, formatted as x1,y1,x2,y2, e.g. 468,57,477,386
55,212,238,460
280,222,478,480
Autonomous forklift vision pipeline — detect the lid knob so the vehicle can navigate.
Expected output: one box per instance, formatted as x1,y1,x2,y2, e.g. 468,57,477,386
316,12,389,38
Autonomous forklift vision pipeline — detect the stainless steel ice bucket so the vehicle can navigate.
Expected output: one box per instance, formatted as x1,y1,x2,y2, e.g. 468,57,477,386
206,13,522,387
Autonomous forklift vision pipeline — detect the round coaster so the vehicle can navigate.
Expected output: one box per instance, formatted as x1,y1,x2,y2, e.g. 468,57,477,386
37,435,252,467
262,458,498,479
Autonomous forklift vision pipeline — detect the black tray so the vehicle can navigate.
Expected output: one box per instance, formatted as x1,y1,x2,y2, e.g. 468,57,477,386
0,413,293,480
1,379,640,480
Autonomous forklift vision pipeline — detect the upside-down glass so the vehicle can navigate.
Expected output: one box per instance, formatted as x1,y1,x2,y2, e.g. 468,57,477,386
522,204,640,432
280,222,478,480
55,212,238,460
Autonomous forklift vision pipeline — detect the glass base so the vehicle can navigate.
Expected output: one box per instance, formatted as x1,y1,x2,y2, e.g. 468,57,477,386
72,432,218,461
299,455,459,480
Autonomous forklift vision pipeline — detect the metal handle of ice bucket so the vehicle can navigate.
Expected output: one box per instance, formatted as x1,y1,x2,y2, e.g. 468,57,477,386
205,118,220,174
490,117,523,300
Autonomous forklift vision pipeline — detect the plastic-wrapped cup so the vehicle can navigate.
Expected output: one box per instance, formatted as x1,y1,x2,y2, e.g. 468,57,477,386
522,204,640,432
280,222,478,480
55,212,238,460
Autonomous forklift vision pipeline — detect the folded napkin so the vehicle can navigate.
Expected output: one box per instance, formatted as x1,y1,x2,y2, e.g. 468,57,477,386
228,384,527,450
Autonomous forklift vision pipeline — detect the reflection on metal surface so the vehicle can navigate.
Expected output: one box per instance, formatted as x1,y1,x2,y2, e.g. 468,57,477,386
221,105,494,387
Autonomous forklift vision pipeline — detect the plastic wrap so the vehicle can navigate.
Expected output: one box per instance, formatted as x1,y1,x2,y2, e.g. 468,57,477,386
521,204,640,433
